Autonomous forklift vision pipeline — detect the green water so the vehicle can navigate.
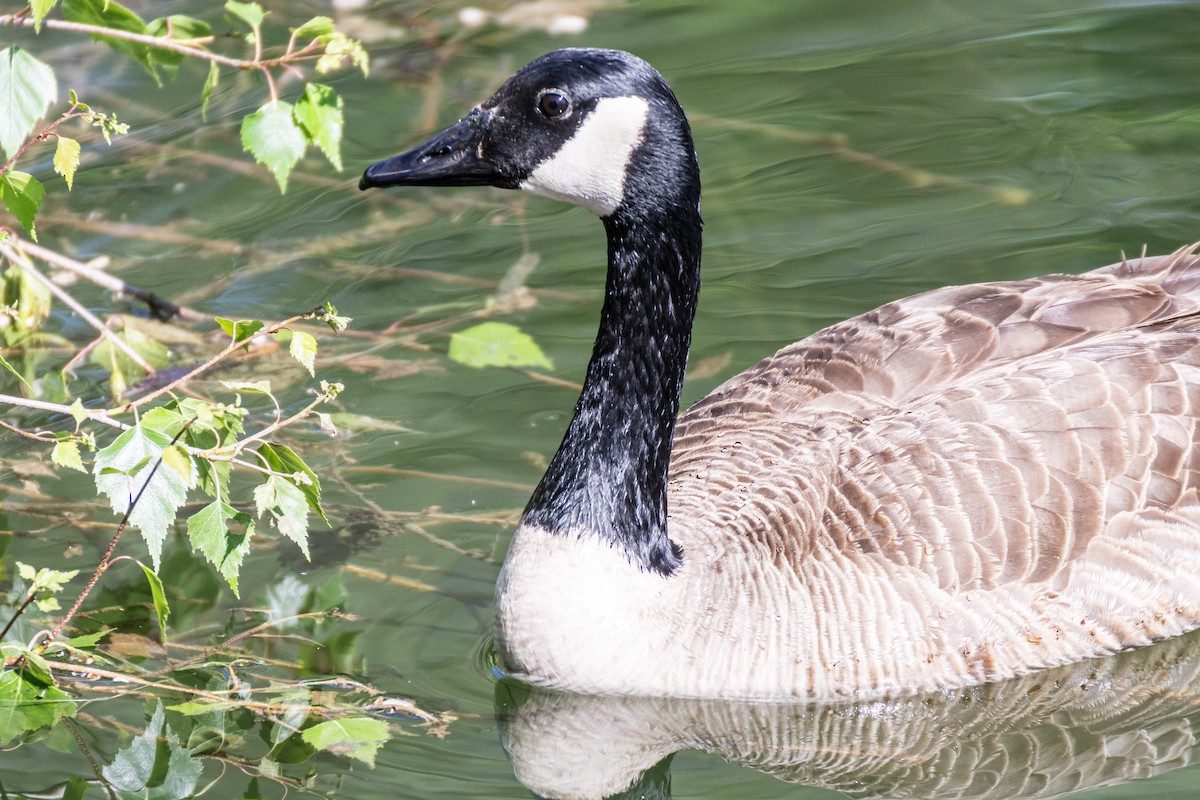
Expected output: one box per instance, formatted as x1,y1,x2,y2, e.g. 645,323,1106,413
5,0,1200,797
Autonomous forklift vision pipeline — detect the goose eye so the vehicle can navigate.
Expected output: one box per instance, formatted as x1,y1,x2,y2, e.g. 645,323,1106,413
538,91,571,118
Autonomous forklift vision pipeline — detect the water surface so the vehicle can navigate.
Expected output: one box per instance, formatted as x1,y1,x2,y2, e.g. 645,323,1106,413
5,0,1200,797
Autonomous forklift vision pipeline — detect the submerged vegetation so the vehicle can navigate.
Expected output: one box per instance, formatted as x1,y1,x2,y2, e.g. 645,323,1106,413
0,1,536,794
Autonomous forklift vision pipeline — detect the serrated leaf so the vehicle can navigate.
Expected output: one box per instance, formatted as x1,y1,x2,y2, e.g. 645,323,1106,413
93,424,193,570
186,501,254,596
448,321,554,370
137,560,170,639
225,0,265,32
53,135,81,190
51,438,86,472
300,717,389,766
0,46,57,160
0,670,75,746
293,83,343,171
214,316,264,347
258,442,327,524
288,329,318,376
254,475,310,559
68,397,87,424
320,301,351,332
102,701,202,798
30,0,59,32
161,444,195,488
241,101,305,192
61,0,159,84
0,171,45,240
201,61,219,119
292,16,335,40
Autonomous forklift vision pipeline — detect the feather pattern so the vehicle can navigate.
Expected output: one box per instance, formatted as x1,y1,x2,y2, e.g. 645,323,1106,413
361,48,1200,700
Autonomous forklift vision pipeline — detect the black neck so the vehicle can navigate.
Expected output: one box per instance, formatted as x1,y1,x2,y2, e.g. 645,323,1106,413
520,202,702,575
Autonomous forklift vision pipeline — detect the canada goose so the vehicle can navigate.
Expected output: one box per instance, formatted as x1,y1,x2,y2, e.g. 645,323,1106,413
361,48,1200,700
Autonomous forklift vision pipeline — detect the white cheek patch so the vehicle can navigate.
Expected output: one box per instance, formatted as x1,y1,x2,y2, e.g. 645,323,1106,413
520,95,650,216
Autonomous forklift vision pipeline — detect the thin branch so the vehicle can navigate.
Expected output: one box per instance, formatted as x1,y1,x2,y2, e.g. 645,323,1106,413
0,15,323,71
43,421,193,645
10,239,206,322
0,591,40,642
213,393,327,456
3,245,155,373
0,417,57,442
0,392,129,431
108,307,322,415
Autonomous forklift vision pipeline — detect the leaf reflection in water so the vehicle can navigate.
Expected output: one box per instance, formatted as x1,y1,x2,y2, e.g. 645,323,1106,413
497,628,1200,800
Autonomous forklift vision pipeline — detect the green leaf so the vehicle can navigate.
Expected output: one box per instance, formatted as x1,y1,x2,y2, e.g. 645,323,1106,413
220,378,271,394
0,170,46,240
319,301,351,332
61,0,159,84
68,397,87,424
136,560,170,639
186,501,254,596
30,0,60,32
288,329,318,376
93,424,193,570
64,777,89,800
51,438,86,472
102,701,202,798
316,31,369,77
254,475,310,559
168,700,238,716
88,324,169,377
300,717,389,766
201,61,219,119
0,350,33,391
449,321,554,370
13,561,77,613
225,0,266,32
214,316,265,348
241,101,306,192
0,46,57,161
144,15,213,77
53,135,81,190
0,47,56,160
258,442,327,524
161,444,195,488
293,83,343,171
61,628,110,649
0,669,76,746
292,16,335,40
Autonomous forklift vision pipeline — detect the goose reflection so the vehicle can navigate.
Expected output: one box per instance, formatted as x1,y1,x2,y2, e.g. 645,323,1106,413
496,628,1200,799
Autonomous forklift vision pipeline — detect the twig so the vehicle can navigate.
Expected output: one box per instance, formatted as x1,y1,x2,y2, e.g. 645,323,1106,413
0,592,40,642
3,244,155,373
10,239,206,322
109,307,322,415
0,392,129,431
0,417,57,441
0,15,324,72
42,422,193,645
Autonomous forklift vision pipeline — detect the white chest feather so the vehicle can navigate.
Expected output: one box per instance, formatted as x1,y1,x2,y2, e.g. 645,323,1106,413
520,96,649,216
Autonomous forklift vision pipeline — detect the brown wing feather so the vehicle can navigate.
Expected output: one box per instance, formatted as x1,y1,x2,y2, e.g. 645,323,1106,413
669,246,1200,600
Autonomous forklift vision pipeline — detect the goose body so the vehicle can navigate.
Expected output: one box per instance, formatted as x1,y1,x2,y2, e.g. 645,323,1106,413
361,48,1200,700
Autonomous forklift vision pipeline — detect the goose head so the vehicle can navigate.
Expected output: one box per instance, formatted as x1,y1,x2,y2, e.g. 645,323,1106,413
360,48,700,221
362,49,705,579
